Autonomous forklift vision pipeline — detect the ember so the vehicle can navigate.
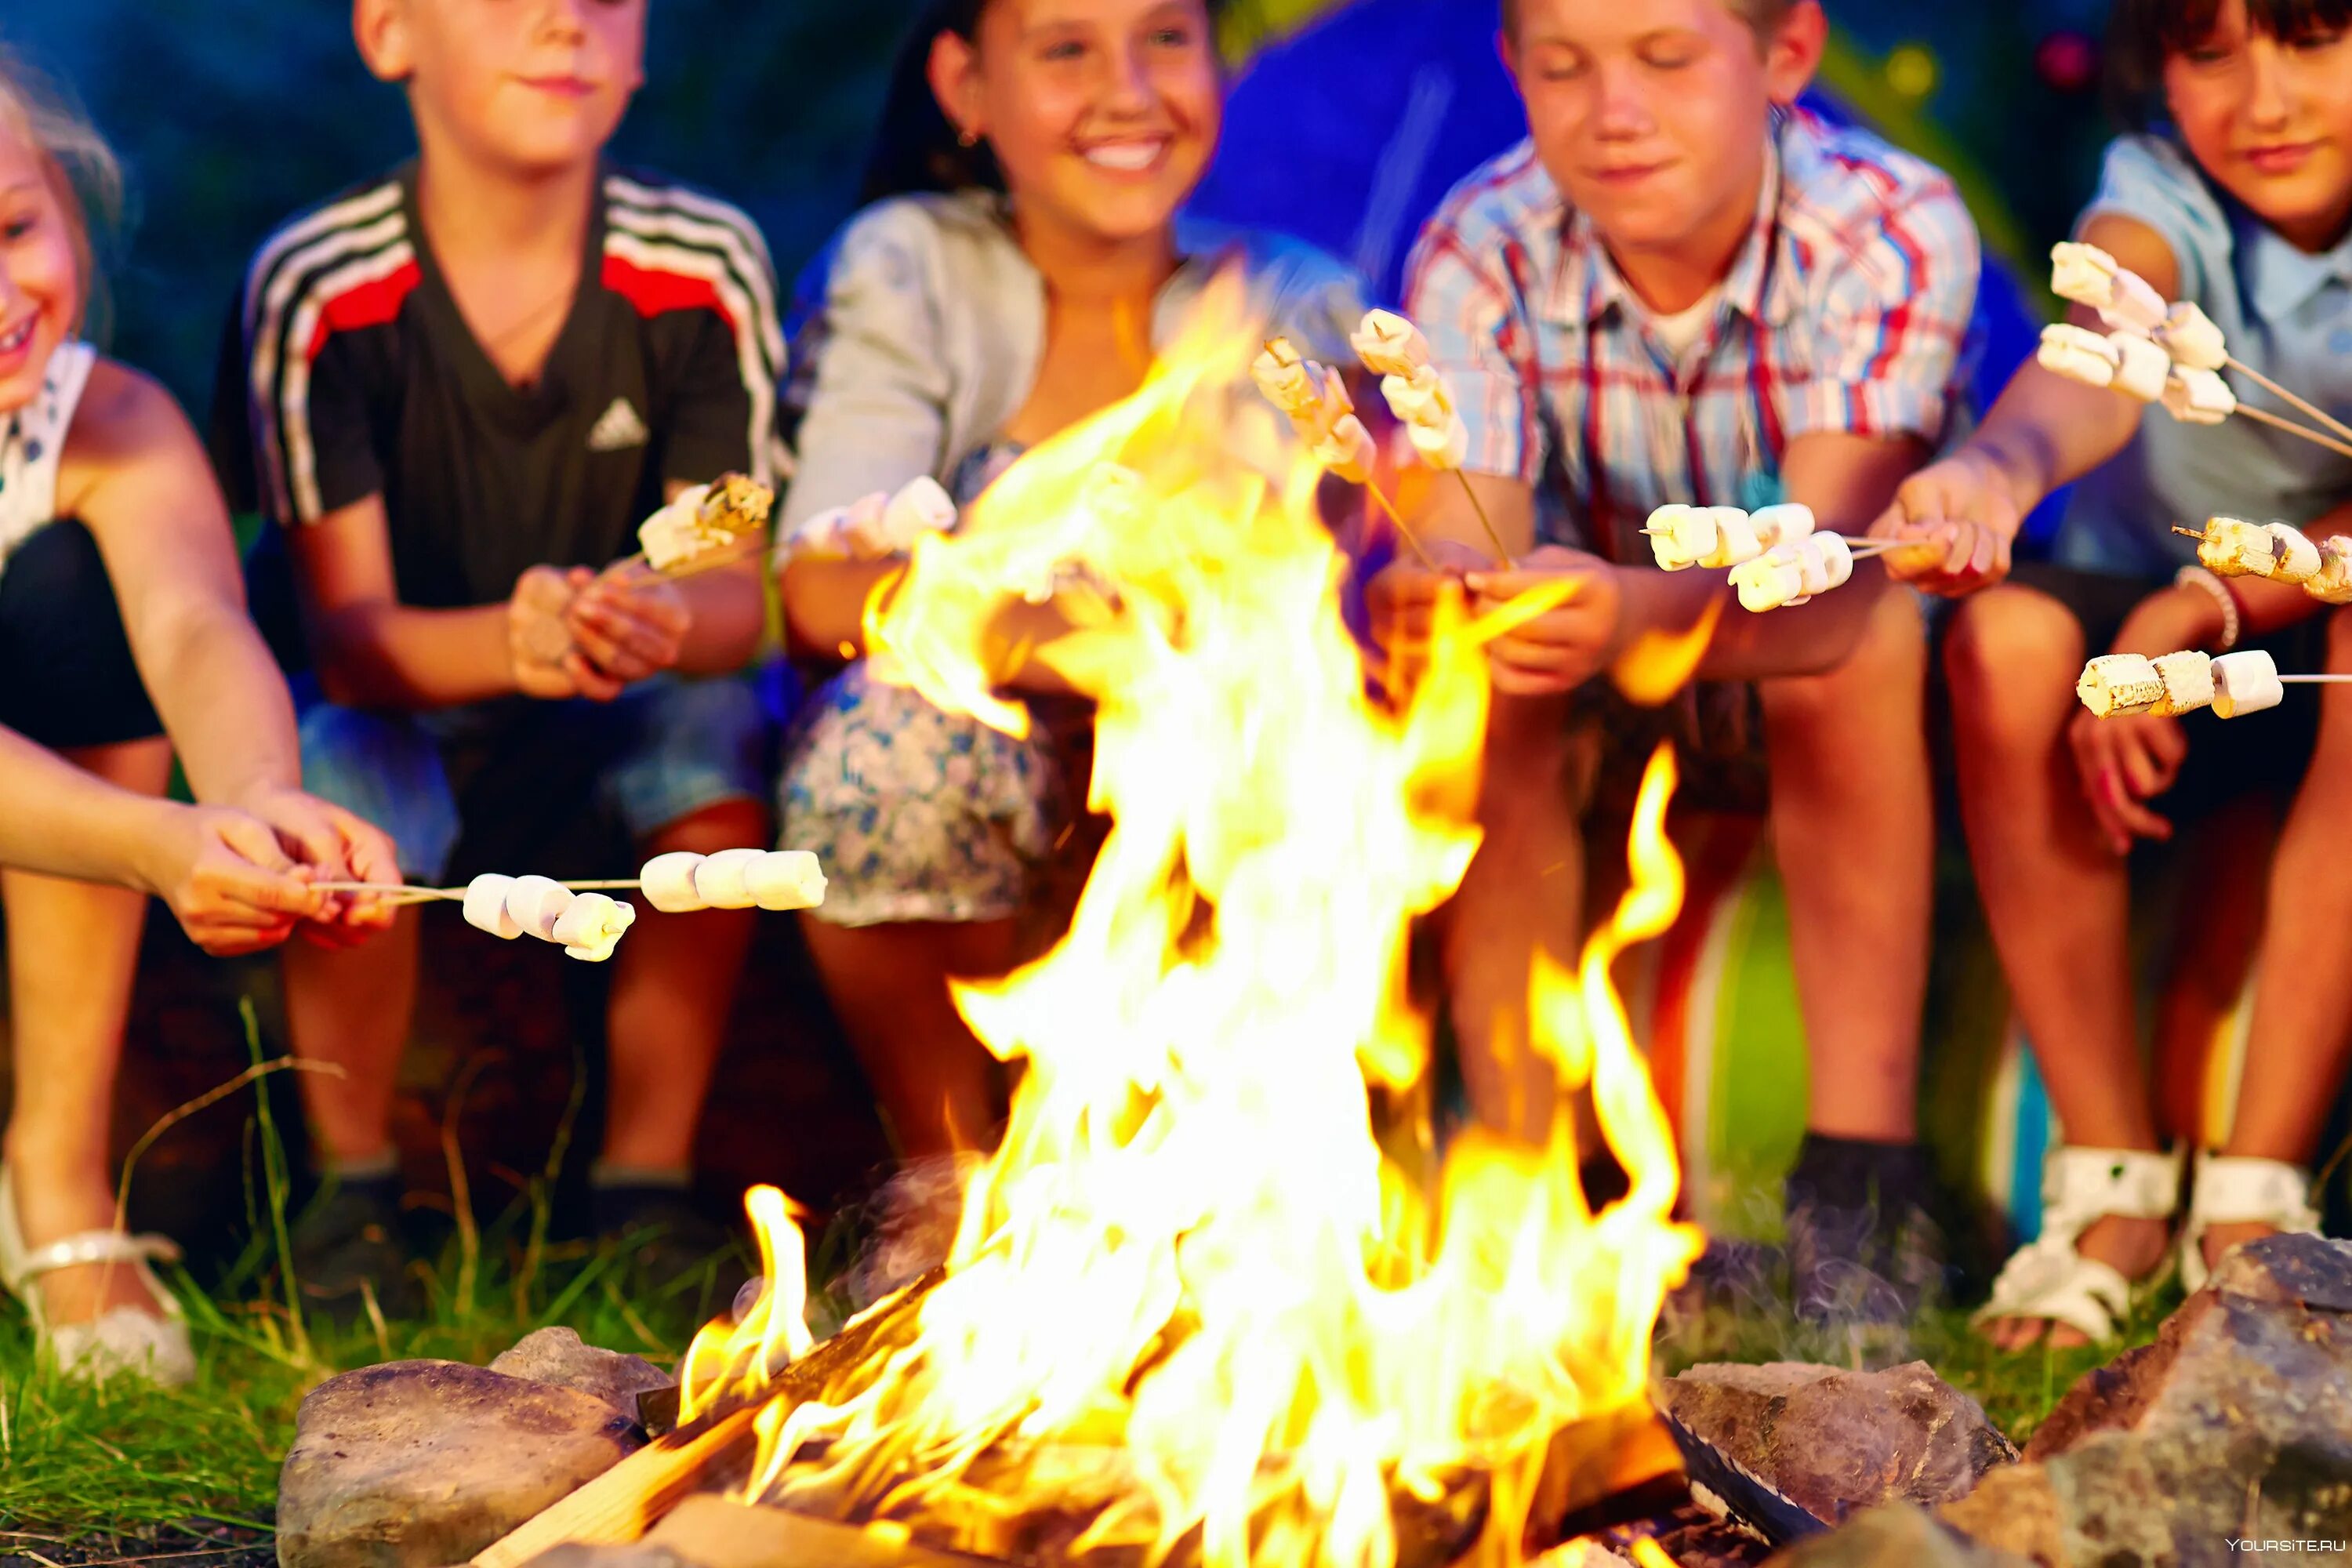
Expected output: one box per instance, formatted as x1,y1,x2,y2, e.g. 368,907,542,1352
653,286,1705,1568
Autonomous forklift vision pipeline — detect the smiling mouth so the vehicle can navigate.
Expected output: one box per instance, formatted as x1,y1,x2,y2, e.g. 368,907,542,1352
520,75,597,98
1586,160,1675,186
0,318,34,355
1079,140,1171,174
2244,142,2321,170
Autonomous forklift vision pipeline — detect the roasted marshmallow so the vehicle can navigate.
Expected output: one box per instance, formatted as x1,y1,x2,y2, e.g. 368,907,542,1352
2212,650,2285,718
1352,310,1432,378
2077,654,2166,717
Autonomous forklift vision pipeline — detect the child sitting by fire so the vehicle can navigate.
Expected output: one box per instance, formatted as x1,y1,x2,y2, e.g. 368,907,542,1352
773,0,1367,1164
1370,0,1980,1319
217,0,782,1321
0,53,400,1387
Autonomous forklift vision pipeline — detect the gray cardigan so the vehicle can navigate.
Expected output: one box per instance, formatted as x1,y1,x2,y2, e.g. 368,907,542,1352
779,190,1369,538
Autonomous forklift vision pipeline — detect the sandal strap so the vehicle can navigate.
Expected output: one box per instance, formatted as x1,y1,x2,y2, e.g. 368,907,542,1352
1973,1243,2136,1342
2187,1154,2321,1232
3,1229,180,1290
2039,1145,2183,1241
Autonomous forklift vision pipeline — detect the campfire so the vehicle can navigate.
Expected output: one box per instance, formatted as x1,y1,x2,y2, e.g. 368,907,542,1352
484,283,1706,1567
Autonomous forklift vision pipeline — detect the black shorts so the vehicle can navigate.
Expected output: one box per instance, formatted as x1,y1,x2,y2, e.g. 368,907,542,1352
1995,561,2321,817
0,520,165,751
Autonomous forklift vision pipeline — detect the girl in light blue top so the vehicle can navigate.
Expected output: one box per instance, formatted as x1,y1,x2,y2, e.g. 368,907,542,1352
1876,0,2352,1349
772,0,1364,1160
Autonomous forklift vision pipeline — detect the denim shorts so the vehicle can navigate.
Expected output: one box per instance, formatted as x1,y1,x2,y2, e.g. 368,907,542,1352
298,673,771,880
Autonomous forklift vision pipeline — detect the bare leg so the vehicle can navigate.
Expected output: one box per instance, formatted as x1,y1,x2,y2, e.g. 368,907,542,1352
601,798,767,1170
1946,586,2166,1348
281,906,421,1166
1759,586,1932,1145
1443,691,1588,1145
2,737,174,1323
2205,608,2352,1265
800,916,1016,1161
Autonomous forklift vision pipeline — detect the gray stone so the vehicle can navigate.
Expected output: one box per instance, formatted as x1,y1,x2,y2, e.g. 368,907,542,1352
489,1326,676,1424
1664,1361,2018,1533
1767,1504,2036,1568
1942,1236,2352,1567
277,1359,643,1568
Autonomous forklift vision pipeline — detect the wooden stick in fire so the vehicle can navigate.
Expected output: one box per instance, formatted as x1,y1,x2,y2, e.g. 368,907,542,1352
1253,337,1442,572
1352,310,1515,566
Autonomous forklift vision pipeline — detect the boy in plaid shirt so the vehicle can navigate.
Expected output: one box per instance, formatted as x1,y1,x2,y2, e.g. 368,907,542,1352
1377,0,1979,1312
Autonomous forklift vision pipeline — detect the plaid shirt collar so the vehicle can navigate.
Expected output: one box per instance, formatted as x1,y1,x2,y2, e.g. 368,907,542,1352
1542,115,1802,339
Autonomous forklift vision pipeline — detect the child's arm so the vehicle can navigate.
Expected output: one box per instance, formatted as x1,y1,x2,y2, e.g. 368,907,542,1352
1873,212,2183,593
66,362,401,898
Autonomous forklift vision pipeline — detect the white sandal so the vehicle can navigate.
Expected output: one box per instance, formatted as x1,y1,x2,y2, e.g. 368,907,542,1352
1973,1144,2183,1344
0,1166,195,1386
2180,1151,2322,1296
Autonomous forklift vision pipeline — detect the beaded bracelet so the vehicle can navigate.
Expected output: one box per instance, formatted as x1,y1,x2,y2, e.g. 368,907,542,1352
2174,563,2243,652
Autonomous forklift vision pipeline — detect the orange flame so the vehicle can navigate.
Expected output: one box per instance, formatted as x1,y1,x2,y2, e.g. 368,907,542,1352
704,278,1700,1568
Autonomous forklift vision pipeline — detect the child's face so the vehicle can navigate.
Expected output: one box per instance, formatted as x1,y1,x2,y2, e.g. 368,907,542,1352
2163,0,2352,250
0,129,78,415
364,0,645,177
935,0,1221,249
1506,0,1813,262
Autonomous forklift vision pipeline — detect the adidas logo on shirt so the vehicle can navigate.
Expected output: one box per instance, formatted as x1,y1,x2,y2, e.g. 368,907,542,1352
586,397,650,452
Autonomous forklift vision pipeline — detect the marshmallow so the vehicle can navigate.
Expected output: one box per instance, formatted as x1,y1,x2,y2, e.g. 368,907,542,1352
638,485,713,571
691,848,765,910
1705,508,1764,569
2157,301,2229,372
2077,654,2166,717
881,476,959,552
1380,366,1453,427
1646,506,1715,572
2150,650,2216,717
1406,412,1470,472
1730,546,1809,613
2308,537,2352,604
2108,332,2172,402
2098,269,2170,336
505,876,575,942
1790,537,1835,600
552,892,636,963
1809,532,1855,593
463,874,524,939
1312,414,1378,482
2199,517,2276,578
2036,324,2122,389
2265,523,2323,584
2212,649,2285,718
640,851,709,913
2050,241,2122,308
2161,366,2236,426
1252,338,1317,413
1352,310,1432,378
746,851,829,912
1750,503,1817,550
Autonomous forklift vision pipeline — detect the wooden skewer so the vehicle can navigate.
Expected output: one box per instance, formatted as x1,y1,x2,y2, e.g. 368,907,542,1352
1450,470,1513,566
1635,528,1907,561
1363,478,1442,572
2235,403,2352,462
2229,355,2352,448
310,878,645,900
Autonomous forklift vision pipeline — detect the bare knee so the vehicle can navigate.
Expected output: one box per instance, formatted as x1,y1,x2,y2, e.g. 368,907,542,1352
1944,586,2082,755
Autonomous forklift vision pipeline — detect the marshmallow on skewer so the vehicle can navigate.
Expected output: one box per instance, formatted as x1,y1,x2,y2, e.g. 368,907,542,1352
880,476,958,551
2309,537,2352,604
1314,414,1379,483
746,851,829,912
1705,507,1764,568
505,876,575,942
1406,413,1470,472
1380,366,1453,427
2109,332,2172,402
2156,302,2228,372
2161,366,2236,426
2050,241,2123,309
551,893,636,962
2199,517,2277,578
1730,546,1810,613
2265,523,2323,585
2212,649,2285,718
1806,532,1855,593
638,474,772,571
638,485,713,572
797,491,894,561
1645,505,1712,572
2036,324,2123,388
1252,337,1318,415
2150,651,2216,717
640,851,709,913
692,848,766,910
1750,503,1817,550
2078,654,2166,717
463,874,524,938
1352,310,1432,378
2099,271,2170,336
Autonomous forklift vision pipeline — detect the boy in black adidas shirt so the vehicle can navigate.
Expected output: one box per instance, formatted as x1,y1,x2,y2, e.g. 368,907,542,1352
218,0,776,1314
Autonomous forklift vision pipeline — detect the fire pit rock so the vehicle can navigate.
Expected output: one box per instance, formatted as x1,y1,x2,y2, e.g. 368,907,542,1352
1765,1504,2034,1567
1939,1234,2352,1566
1663,1360,2017,1534
278,1359,645,1568
491,1326,677,1423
